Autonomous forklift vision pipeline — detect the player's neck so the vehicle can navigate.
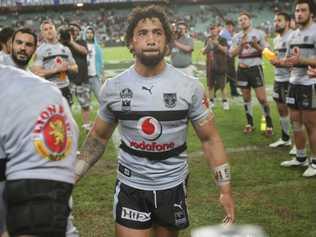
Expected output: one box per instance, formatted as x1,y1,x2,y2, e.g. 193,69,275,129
280,28,289,37
45,38,58,44
243,26,252,34
135,60,166,78
299,19,312,30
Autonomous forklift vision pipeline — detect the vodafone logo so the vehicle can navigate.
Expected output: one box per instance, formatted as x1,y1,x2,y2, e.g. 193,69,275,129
137,116,162,141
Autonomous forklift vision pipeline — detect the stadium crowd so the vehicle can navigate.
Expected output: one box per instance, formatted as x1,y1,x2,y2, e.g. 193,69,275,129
0,0,316,236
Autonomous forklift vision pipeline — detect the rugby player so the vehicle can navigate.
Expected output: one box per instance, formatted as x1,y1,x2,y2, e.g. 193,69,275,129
75,5,235,237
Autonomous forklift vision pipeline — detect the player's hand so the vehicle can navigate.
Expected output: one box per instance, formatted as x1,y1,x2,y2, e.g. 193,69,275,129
307,65,316,78
56,62,69,72
250,36,259,47
284,47,300,66
219,192,235,225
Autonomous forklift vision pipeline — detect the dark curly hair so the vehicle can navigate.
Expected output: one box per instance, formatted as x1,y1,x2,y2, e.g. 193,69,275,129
125,5,172,49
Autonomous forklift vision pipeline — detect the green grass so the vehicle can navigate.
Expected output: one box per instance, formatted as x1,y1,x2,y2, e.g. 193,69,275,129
73,42,316,237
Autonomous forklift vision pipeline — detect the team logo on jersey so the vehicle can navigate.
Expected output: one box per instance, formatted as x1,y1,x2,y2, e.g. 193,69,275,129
163,93,177,108
282,42,286,48
303,36,309,42
137,116,162,141
32,104,72,161
120,88,133,111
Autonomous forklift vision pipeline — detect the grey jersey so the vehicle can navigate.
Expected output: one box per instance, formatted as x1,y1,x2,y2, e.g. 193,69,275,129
232,28,267,67
33,42,75,88
0,65,79,184
171,34,194,68
273,30,293,82
98,64,209,190
287,23,316,85
0,52,14,66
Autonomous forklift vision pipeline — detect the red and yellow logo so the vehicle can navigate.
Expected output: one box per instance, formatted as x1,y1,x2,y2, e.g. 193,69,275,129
32,104,72,161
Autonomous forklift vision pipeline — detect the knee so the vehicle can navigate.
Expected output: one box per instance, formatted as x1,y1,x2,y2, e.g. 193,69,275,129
292,120,304,132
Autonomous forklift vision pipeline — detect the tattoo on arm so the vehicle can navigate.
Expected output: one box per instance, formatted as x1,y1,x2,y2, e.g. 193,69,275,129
75,135,107,178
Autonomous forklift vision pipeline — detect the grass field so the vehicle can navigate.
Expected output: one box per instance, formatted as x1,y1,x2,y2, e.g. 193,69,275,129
72,42,316,237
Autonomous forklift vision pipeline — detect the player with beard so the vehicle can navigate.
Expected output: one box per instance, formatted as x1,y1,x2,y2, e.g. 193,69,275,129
74,5,235,237
0,28,80,237
269,13,302,151
279,0,316,177
0,28,37,237
230,12,273,136
7,28,37,69
31,20,78,107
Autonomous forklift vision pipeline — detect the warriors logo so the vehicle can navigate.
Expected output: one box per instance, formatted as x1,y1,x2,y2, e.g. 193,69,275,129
137,116,162,141
163,93,177,108
32,104,72,161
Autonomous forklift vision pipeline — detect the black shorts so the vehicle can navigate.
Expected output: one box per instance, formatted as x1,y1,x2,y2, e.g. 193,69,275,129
272,81,289,104
113,180,189,230
237,65,264,89
286,84,316,110
207,72,226,90
226,58,236,81
60,86,73,107
4,179,73,237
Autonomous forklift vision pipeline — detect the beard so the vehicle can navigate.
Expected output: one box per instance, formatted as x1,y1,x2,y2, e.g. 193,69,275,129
136,48,166,67
11,51,31,68
296,15,311,27
275,27,285,34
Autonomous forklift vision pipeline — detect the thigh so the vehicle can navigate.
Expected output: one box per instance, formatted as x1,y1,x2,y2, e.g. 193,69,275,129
90,76,101,101
113,181,152,230
272,81,289,104
215,73,226,89
152,182,189,231
250,66,264,89
5,179,72,237
115,223,151,237
76,84,91,109
236,68,250,89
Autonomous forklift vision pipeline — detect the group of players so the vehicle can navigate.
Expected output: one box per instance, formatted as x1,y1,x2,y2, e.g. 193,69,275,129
203,0,316,178
0,0,315,236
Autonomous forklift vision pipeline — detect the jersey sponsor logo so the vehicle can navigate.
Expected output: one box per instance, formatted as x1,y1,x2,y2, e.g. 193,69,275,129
137,116,162,141
129,140,175,152
32,104,72,161
163,93,177,108
286,97,295,104
121,207,151,222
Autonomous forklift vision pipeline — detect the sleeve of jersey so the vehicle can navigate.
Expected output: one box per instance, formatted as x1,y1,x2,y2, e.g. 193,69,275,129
97,80,116,124
188,81,209,122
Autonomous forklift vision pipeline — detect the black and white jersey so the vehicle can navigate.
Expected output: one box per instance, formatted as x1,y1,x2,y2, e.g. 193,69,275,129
287,23,316,85
98,64,209,190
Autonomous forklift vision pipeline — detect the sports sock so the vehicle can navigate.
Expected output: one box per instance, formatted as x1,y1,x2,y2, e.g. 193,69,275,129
244,102,253,126
280,116,290,141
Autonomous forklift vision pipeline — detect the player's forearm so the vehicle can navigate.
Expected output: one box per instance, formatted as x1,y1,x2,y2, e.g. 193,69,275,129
299,57,316,67
69,41,88,55
75,132,107,180
174,40,193,53
31,67,58,78
230,46,241,57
